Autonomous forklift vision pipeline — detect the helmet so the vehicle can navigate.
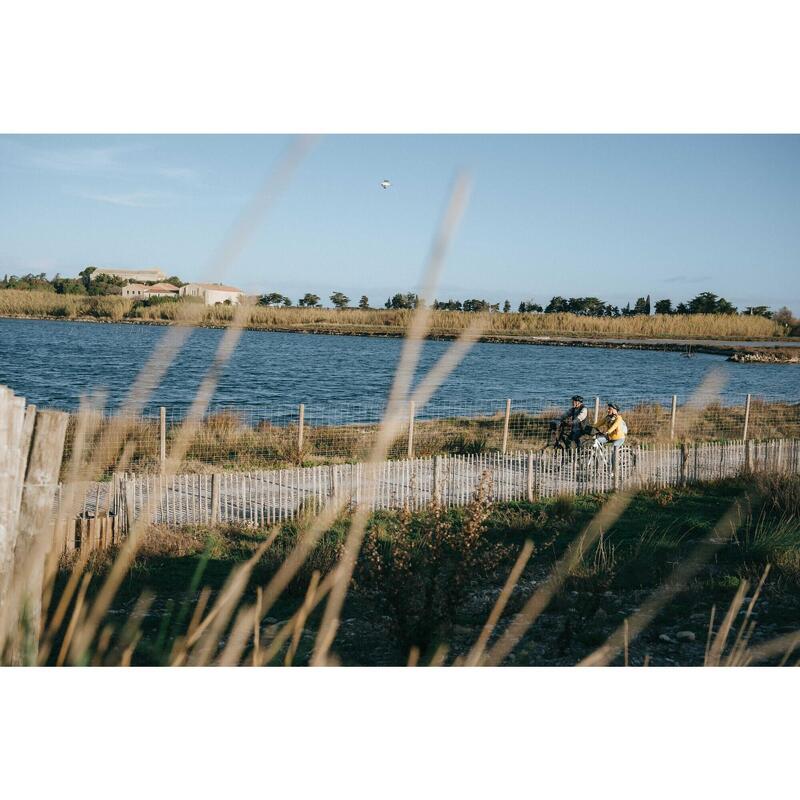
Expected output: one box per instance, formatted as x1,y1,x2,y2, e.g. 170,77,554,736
571,395,584,403
607,402,619,412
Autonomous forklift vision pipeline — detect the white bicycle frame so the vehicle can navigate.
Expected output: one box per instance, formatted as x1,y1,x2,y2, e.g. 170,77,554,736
588,435,610,468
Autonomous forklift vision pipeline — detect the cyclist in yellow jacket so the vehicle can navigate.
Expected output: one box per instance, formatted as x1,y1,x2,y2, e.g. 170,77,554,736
595,402,627,474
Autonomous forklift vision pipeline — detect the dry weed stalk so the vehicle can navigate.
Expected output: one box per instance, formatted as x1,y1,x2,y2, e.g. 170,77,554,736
311,172,474,665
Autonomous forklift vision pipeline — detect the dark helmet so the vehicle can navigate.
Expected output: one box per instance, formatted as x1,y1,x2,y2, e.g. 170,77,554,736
607,402,620,412
571,394,584,403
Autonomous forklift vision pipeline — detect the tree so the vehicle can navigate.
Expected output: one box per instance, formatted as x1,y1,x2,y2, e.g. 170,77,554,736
744,306,772,318
299,293,321,307
569,297,608,317
645,294,651,315
53,277,86,295
518,300,543,313
258,292,288,307
463,298,493,312
654,299,672,315
433,299,463,311
774,307,794,327
675,302,689,314
686,292,737,315
385,293,418,309
358,295,370,309
715,297,737,315
545,296,569,313
1,272,54,292
283,296,293,306
78,266,96,289
163,275,185,288
503,300,511,313
330,291,350,309
88,274,125,295
633,297,648,315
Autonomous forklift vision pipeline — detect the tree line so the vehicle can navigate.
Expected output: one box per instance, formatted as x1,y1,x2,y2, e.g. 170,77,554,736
1,268,185,296
256,289,792,322
1,273,793,324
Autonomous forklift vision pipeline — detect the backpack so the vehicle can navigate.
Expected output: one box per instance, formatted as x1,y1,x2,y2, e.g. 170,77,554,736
619,417,628,436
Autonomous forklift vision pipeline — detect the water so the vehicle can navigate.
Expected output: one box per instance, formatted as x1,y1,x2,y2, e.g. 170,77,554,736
1,318,798,421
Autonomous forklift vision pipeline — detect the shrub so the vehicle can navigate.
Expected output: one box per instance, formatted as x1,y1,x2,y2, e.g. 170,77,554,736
357,473,511,654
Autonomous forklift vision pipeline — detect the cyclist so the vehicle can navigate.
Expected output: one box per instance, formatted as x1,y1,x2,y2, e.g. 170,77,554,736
560,395,589,448
595,402,627,474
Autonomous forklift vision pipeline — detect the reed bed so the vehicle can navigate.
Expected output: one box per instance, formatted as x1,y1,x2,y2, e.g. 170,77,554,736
0,289,133,321
0,289,786,339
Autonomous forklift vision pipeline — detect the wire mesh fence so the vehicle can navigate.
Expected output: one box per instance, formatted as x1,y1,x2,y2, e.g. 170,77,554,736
60,392,800,477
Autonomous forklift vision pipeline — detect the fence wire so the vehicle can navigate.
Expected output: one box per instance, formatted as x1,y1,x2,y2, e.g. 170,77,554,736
61,392,800,477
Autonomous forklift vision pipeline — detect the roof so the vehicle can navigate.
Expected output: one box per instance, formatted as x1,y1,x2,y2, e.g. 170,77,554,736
124,283,150,291
184,282,243,293
92,267,167,279
147,282,180,292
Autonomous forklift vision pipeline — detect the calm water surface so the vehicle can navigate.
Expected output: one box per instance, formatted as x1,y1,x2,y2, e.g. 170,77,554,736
1,318,798,421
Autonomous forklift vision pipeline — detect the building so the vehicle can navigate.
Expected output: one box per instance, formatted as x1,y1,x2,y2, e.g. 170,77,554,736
122,282,180,299
179,282,244,305
90,267,167,283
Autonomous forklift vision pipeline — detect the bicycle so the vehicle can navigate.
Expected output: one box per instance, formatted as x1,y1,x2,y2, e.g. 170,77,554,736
577,428,637,482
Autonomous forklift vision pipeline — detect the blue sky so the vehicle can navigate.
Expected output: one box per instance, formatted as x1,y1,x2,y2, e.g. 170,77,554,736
1,134,798,311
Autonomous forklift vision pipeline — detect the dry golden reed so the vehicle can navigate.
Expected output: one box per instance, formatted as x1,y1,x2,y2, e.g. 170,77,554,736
0,288,785,339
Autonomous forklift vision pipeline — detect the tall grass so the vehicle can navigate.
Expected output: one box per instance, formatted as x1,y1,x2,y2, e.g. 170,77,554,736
60,398,800,477
0,289,786,339
0,289,134,321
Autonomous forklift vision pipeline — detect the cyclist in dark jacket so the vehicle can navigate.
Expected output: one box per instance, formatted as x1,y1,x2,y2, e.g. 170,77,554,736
561,395,589,447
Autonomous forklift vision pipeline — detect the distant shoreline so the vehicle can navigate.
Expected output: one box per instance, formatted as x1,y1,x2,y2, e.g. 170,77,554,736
2,312,799,359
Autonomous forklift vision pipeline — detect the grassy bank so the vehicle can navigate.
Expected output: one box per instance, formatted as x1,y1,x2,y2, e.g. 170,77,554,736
65,398,800,476
0,289,787,340
49,473,800,666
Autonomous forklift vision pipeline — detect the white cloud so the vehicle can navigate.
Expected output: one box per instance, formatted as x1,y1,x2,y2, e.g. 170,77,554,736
1,138,197,182
71,190,174,208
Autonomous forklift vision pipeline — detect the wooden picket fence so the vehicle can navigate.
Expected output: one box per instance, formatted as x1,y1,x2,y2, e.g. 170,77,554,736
60,438,800,551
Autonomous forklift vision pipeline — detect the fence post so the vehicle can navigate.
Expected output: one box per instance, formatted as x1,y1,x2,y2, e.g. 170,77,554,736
124,480,136,534
527,450,535,502
742,394,751,441
298,403,305,453
159,406,166,469
679,442,689,486
329,464,337,498
594,397,600,425
501,399,512,454
407,401,415,459
210,474,221,524
670,395,677,441
6,408,69,663
433,455,440,503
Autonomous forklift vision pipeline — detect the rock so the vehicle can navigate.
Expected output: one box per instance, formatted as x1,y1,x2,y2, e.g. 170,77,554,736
676,630,696,642
658,633,674,643
728,349,800,364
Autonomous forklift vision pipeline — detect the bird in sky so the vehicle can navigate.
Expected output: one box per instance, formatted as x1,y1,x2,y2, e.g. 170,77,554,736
380,179,391,189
